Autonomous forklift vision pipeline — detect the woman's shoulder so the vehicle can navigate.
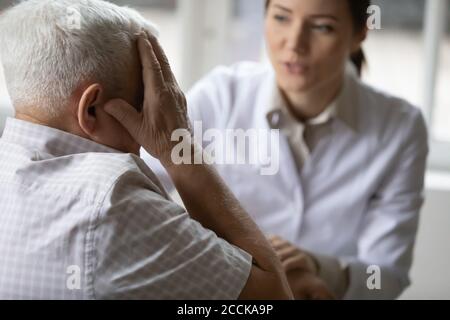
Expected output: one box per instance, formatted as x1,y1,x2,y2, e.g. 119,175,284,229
187,62,273,123
351,76,427,143
349,70,422,122
209,61,272,80
191,61,272,94
361,82,419,115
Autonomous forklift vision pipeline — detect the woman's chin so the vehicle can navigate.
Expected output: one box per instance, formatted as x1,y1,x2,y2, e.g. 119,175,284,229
279,78,314,94
275,67,313,88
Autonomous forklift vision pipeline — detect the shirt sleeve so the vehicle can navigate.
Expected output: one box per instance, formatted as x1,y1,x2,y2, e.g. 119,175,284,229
140,150,175,194
343,108,429,300
91,170,252,300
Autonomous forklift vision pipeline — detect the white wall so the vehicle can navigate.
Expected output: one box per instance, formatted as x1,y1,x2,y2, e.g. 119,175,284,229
0,99,13,134
0,61,13,132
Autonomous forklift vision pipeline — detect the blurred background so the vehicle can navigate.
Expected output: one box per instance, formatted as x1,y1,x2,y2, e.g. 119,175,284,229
0,0,449,299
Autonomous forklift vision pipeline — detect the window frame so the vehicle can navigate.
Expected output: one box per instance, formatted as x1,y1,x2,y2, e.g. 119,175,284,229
423,0,450,171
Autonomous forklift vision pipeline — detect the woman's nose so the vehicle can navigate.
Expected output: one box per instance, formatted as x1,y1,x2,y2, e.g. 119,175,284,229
286,24,309,55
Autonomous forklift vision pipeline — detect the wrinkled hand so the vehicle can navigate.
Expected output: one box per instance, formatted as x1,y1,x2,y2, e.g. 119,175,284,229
104,32,190,165
269,235,335,300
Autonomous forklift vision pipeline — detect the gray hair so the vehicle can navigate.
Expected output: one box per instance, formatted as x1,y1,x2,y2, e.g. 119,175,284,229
0,0,158,117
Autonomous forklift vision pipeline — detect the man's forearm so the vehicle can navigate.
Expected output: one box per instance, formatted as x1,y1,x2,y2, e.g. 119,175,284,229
162,150,283,276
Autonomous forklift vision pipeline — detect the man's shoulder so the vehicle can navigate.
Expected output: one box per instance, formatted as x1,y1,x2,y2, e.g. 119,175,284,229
76,152,160,187
79,152,149,175
40,151,164,205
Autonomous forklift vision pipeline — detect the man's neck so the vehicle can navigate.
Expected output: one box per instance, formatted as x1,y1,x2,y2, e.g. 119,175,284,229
15,111,85,139
15,112,48,126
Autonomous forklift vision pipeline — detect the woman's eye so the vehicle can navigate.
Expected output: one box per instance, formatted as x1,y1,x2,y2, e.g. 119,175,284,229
312,25,334,33
274,14,289,23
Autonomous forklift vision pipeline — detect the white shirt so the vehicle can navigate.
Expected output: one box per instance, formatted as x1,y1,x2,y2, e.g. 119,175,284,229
143,62,429,299
0,118,252,300
266,86,337,169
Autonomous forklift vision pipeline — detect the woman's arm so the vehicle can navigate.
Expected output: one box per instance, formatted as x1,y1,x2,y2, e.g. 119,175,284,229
345,108,428,299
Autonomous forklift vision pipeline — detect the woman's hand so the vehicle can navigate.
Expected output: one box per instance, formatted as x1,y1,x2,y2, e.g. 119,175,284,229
268,235,335,299
269,235,319,274
104,32,191,165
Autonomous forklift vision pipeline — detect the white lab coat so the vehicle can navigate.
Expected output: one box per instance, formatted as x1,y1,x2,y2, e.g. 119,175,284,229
142,62,428,299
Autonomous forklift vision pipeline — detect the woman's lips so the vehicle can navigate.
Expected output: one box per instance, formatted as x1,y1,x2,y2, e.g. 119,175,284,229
283,62,309,75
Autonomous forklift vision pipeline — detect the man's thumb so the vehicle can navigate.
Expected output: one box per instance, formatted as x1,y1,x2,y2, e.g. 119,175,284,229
104,99,141,136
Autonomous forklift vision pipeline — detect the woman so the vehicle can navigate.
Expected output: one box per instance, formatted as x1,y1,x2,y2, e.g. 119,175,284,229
144,0,428,299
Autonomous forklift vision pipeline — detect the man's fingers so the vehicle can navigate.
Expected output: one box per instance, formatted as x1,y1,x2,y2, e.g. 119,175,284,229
147,33,177,84
137,34,165,95
104,99,142,139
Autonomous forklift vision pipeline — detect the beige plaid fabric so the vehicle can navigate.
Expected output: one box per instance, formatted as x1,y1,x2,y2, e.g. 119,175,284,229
0,118,252,300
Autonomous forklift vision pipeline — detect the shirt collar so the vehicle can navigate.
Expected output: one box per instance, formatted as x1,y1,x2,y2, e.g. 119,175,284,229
1,117,121,157
334,67,359,132
266,65,358,132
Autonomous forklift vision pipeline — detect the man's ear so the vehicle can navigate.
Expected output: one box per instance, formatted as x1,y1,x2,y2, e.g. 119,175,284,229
77,84,103,136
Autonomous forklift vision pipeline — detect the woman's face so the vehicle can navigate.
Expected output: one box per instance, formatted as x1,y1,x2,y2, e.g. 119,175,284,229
265,0,366,94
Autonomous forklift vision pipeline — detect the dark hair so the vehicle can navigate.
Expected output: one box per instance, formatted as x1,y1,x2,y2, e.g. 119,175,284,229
265,0,371,76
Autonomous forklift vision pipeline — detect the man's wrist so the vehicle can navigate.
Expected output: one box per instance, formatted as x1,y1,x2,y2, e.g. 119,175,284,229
160,141,206,178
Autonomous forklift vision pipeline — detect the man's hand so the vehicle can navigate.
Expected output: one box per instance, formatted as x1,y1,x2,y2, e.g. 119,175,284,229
104,32,190,165
268,235,335,299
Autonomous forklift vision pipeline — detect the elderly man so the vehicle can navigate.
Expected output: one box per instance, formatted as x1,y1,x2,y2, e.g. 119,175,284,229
0,0,332,300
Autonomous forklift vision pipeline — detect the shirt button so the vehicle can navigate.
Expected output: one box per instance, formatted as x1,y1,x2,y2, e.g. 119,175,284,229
268,111,281,128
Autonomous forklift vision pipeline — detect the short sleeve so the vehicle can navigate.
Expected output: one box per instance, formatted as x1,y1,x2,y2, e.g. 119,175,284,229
91,170,252,300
